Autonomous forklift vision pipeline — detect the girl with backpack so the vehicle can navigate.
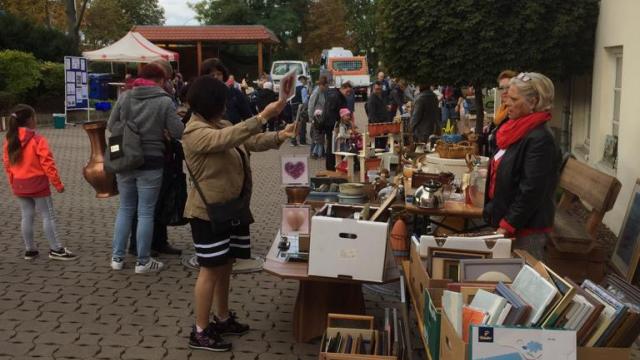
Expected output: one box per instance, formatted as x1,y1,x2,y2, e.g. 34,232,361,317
2,104,77,261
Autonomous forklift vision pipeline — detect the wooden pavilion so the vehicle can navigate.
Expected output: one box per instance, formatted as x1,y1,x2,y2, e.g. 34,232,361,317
131,25,280,80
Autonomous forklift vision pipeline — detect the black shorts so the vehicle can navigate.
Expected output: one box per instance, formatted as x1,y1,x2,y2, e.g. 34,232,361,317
190,218,251,268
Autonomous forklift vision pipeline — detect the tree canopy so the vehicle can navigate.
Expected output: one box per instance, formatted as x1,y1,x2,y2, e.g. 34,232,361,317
0,11,78,62
377,0,599,133
303,0,352,63
84,0,165,48
377,0,599,86
191,0,308,59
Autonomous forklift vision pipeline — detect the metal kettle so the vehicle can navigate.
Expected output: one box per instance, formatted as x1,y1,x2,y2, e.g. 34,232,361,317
414,180,444,209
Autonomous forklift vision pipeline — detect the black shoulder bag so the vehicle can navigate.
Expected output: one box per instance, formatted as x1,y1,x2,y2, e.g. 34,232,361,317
185,148,254,226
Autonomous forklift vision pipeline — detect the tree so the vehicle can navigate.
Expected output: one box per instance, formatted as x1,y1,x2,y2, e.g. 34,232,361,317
64,0,89,50
0,0,67,30
302,0,352,63
344,0,377,64
84,0,165,48
118,0,165,25
0,11,78,62
377,0,600,135
83,0,129,47
190,0,309,60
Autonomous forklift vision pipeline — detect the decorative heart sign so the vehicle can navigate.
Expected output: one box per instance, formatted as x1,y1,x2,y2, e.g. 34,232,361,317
285,161,305,179
281,155,309,186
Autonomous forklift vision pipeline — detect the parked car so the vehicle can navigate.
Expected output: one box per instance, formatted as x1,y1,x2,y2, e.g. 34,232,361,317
270,60,311,92
324,56,371,100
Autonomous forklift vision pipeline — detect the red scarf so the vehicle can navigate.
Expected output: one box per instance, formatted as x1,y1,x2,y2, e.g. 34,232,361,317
496,111,551,149
132,78,159,87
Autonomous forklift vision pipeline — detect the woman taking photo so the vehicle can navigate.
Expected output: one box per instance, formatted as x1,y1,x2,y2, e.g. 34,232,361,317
183,76,295,352
483,72,561,260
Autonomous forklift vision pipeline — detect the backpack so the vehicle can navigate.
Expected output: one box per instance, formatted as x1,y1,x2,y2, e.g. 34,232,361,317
104,95,144,173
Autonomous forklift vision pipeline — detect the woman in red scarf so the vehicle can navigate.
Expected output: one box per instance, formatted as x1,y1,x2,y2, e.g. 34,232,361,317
483,72,561,260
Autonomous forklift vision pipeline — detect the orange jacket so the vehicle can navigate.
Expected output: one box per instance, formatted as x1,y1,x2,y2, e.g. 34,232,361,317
3,128,63,197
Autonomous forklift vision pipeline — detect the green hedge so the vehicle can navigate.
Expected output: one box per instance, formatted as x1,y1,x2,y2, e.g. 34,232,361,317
0,50,42,99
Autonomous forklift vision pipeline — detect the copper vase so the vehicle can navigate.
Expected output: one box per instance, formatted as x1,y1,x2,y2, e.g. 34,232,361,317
82,121,118,198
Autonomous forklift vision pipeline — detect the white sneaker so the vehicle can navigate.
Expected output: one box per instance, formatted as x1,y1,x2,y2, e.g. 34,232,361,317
135,258,164,274
111,258,124,270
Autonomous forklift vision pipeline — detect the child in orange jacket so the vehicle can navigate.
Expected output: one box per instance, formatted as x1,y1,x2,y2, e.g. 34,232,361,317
2,104,77,260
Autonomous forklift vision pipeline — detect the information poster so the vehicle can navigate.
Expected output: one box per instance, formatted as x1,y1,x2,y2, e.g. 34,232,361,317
64,56,89,110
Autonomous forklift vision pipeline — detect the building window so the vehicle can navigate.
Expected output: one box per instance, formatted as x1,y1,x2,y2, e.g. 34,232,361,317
602,47,622,170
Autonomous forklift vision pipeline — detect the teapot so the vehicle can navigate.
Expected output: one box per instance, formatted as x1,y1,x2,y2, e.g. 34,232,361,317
414,179,444,209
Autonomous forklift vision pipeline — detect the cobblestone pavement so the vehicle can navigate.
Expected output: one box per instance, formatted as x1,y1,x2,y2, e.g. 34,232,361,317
1,103,637,360
0,103,422,360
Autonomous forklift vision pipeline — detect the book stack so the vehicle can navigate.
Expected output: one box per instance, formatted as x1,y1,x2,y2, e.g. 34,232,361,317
433,263,640,348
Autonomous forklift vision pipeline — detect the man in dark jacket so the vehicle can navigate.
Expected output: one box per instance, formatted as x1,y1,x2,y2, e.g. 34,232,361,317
410,85,440,143
255,81,279,131
366,81,389,149
321,82,353,170
200,58,253,124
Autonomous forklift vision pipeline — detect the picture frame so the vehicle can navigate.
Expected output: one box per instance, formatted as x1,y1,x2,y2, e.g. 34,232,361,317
611,178,640,281
281,205,311,236
428,248,489,279
459,258,524,283
281,155,309,186
460,286,498,305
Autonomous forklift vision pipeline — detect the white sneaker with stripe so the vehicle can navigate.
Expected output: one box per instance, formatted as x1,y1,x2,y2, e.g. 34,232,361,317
134,258,164,274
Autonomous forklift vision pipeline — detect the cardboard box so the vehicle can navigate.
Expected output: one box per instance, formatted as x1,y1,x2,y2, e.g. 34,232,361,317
439,307,631,360
309,205,390,282
409,238,450,313
319,314,397,360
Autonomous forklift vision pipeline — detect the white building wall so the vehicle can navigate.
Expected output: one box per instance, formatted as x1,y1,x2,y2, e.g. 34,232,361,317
571,0,640,234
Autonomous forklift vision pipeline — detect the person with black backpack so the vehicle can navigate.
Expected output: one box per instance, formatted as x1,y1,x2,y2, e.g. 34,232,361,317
107,63,184,274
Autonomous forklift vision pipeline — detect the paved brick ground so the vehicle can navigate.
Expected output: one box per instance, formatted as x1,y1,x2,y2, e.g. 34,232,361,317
0,104,423,360
1,103,637,359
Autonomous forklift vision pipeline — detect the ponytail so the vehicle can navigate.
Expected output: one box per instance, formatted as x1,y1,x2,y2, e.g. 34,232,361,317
6,104,35,165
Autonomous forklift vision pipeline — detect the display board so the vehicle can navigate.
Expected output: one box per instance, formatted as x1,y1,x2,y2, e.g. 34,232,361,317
64,56,89,110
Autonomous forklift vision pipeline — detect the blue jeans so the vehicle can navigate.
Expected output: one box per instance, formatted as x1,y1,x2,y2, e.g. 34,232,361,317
112,169,163,264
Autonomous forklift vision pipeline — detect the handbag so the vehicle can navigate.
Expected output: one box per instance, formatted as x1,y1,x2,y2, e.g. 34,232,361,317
104,95,144,173
186,147,254,226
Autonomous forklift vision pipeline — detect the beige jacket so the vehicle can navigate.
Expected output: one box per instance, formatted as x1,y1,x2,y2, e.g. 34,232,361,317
182,113,282,221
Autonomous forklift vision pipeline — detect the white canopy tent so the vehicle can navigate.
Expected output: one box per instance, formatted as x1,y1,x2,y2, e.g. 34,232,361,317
82,31,179,63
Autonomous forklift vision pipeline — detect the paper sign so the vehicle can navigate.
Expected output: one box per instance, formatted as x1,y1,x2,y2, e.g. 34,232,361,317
67,95,76,106
80,59,86,71
71,58,80,69
66,84,75,94
81,72,87,84
66,71,75,83
65,58,71,69
279,69,297,101
81,87,88,99
281,155,309,186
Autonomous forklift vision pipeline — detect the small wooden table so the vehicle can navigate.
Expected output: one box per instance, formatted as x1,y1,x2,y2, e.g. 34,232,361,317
263,234,400,342
402,178,485,232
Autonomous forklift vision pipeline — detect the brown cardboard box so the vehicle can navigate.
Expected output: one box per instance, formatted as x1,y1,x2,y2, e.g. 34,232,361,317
439,310,468,360
319,314,397,360
409,238,451,313
438,302,631,360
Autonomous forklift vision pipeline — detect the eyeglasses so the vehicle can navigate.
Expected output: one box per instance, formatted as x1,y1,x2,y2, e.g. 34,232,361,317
516,72,531,82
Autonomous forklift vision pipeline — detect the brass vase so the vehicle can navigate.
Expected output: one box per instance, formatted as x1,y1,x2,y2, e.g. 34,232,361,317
82,121,118,198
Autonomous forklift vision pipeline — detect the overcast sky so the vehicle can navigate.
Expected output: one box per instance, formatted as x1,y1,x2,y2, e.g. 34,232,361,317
158,0,199,25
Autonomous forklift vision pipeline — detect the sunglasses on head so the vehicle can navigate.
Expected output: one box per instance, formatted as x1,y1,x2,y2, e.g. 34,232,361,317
516,72,531,82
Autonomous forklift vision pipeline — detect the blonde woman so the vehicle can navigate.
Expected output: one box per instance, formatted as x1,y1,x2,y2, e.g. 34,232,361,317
483,72,561,260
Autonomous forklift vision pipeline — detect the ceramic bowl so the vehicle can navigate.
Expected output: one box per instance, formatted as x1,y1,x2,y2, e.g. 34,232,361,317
339,182,366,196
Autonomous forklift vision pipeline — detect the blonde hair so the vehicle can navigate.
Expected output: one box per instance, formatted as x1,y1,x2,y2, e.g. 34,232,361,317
509,72,554,112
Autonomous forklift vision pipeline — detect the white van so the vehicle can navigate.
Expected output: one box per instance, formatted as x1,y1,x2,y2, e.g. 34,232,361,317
270,61,311,91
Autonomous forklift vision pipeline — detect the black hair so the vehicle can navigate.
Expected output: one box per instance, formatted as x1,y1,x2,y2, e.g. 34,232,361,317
6,104,35,165
187,76,228,121
200,58,229,82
